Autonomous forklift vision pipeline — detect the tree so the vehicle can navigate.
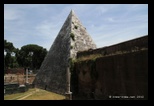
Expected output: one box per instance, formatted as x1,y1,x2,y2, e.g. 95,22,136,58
4,39,17,69
4,39,47,73
16,44,47,70
4,52,11,68
4,40,15,53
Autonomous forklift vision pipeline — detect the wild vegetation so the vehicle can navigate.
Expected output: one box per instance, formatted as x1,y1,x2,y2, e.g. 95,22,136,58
70,33,75,41
4,39,47,74
74,25,78,29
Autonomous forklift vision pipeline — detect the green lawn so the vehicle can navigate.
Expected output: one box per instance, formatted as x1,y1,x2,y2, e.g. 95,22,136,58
4,88,36,100
4,88,65,100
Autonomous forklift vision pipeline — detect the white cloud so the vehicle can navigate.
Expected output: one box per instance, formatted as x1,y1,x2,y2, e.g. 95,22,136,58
4,4,148,51
4,9,22,21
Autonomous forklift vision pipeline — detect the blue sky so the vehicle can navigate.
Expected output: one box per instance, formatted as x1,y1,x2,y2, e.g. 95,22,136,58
4,4,148,51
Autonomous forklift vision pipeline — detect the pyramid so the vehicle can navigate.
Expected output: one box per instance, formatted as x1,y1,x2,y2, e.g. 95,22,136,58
33,10,96,94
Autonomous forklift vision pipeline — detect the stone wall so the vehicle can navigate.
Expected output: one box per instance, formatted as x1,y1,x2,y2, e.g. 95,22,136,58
5,68,25,75
77,35,148,58
72,35,148,100
4,74,36,85
73,50,148,100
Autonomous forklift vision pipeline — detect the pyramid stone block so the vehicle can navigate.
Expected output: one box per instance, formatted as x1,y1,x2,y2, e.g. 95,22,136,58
33,10,96,94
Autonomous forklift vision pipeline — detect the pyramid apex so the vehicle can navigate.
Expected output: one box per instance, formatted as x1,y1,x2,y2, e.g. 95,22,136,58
70,9,75,15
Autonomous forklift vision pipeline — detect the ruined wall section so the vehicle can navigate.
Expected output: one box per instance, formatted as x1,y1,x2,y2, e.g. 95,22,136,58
74,50,148,100
72,35,148,100
77,35,148,58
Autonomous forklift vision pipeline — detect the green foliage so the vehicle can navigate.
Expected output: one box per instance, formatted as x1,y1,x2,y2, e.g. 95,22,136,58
70,33,75,41
74,25,78,29
70,45,73,49
76,54,103,62
4,53,11,68
4,39,15,53
16,44,47,69
69,58,75,69
4,39,47,74
4,40,19,69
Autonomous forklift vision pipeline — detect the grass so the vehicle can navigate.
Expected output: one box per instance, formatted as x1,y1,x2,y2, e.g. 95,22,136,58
4,88,65,100
24,89,65,100
76,54,103,62
4,88,36,100
76,48,148,62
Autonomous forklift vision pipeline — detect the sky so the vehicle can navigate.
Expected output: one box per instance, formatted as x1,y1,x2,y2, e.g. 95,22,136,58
4,4,148,51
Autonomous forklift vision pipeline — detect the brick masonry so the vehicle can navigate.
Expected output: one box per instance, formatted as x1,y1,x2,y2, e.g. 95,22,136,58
73,36,148,100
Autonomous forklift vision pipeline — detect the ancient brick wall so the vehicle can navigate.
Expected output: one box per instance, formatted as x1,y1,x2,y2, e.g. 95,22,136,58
73,50,148,100
5,68,25,75
72,36,148,100
77,35,148,58
4,74,36,85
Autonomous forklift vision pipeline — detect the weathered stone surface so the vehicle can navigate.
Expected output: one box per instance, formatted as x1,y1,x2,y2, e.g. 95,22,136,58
77,35,148,58
74,50,148,100
33,10,96,94
72,36,148,100
70,10,96,58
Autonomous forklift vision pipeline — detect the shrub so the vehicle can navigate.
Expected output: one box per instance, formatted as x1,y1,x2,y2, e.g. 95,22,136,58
70,45,73,49
70,33,75,41
74,25,78,29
